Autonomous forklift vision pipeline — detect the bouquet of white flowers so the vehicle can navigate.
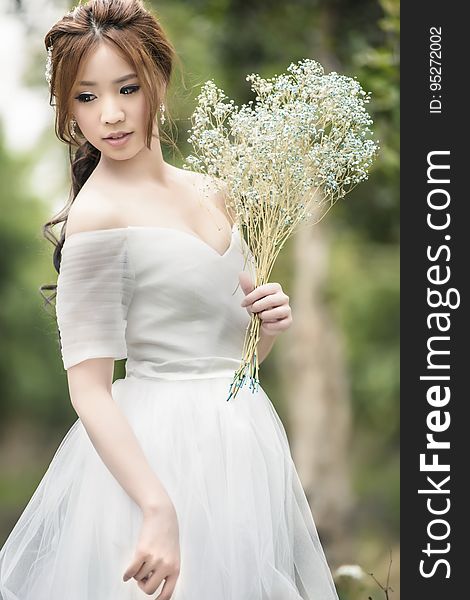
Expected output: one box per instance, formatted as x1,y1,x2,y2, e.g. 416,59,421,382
184,58,379,401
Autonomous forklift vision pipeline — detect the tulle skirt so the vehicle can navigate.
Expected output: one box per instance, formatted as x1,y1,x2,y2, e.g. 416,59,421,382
0,374,339,599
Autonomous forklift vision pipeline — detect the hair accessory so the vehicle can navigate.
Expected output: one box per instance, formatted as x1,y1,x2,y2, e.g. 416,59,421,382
159,102,166,125
45,44,53,88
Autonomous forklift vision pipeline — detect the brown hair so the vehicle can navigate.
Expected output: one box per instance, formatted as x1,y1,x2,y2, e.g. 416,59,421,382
40,0,180,307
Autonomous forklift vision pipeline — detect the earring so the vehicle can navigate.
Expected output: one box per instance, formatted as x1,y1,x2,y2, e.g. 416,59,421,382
159,102,165,125
70,118,76,137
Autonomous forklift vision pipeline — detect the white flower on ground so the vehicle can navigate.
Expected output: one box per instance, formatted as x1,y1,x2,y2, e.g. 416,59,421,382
334,564,366,580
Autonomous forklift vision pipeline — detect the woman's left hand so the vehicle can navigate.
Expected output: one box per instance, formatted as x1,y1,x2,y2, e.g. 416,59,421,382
238,272,293,337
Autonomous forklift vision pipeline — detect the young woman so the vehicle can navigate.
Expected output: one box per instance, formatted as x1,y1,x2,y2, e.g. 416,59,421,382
0,1,340,598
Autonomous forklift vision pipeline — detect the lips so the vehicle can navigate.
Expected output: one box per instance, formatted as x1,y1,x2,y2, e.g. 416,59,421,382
103,131,132,139
102,132,133,148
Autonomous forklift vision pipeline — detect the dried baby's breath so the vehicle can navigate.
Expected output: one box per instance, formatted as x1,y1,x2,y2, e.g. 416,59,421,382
184,59,379,400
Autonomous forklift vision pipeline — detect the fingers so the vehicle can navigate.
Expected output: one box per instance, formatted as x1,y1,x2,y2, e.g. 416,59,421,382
240,282,282,307
123,555,158,586
245,291,289,314
137,566,165,595
153,572,179,600
125,557,179,598
259,305,291,321
261,315,292,333
137,564,178,599
133,561,154,582
123,554,146,582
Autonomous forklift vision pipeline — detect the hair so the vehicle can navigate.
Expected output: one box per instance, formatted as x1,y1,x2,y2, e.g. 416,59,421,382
40,0,181,308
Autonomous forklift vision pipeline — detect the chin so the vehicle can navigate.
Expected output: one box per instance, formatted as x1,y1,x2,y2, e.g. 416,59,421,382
101,149,136,161
97,143,139,160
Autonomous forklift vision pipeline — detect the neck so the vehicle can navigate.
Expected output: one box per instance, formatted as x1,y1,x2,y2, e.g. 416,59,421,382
95,123,171,185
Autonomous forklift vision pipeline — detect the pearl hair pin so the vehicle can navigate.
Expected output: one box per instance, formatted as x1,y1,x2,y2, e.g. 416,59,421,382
45,44,53,88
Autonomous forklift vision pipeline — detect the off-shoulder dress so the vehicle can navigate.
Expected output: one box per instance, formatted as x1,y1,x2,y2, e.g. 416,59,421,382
0,225,339,600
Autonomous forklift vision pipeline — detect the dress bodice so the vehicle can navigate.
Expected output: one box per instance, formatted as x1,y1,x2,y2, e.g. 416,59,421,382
55,224,254,380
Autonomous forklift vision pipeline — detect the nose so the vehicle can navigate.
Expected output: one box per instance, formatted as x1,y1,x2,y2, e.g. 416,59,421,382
100,98,125,124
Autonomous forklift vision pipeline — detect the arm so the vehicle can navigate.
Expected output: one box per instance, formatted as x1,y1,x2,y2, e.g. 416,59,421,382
57,209,181,595
59,203,171,512
68,360,181,595
67,358,171,514
257,329,277,364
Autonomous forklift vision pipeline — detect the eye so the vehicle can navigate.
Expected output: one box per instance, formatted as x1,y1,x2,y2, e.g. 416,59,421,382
121,85,140,95
74,85,140,103
75,93,95,103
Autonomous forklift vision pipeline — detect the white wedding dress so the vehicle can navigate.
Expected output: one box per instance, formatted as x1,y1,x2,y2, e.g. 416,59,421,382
0,223,339,600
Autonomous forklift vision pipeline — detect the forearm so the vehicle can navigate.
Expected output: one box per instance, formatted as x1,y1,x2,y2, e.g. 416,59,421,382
257,329,277,364
71,389,170,513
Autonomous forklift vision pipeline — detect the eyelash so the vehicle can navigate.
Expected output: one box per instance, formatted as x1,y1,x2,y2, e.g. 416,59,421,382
75,85,140,103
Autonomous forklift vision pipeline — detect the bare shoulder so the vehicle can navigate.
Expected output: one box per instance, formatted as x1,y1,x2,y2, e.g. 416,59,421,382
183,169,236,224
65,186,122,240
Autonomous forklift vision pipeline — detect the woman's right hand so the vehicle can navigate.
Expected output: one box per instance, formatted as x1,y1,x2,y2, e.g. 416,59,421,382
123,499,181,599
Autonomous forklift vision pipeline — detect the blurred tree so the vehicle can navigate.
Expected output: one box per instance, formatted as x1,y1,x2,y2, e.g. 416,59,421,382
0,122,72,431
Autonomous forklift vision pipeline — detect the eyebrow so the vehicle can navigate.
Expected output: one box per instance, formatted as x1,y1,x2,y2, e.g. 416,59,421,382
77,73,138,86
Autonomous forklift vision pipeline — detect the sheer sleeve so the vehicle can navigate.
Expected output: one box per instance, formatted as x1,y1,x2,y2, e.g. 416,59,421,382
55,228,135,370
